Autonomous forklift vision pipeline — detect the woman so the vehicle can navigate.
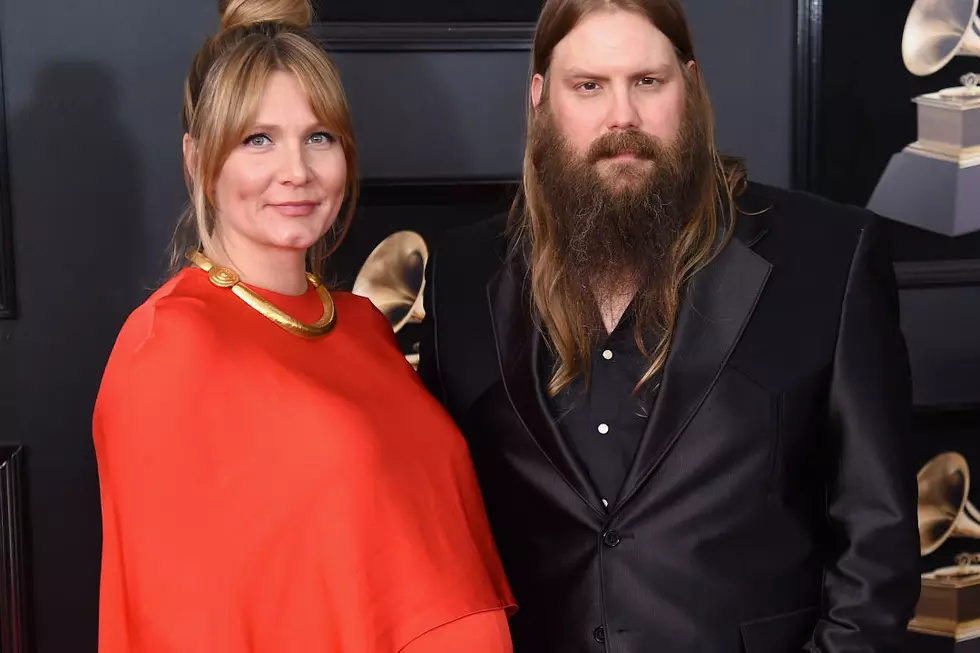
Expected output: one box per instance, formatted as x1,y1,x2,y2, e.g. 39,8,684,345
91,0,515,650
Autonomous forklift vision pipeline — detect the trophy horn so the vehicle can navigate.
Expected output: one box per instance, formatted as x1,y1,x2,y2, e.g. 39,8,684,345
903,0,980,76
352,230,429,333
918,451,980,555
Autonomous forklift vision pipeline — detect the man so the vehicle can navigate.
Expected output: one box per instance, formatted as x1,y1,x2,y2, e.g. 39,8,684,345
416,0,921,651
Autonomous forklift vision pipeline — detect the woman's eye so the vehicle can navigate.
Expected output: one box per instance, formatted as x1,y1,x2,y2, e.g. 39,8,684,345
308,132,335,145
243,134,270,147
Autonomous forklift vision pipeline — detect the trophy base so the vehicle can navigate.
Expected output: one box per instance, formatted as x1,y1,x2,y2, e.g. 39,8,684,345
907,568,980,649
910,616,980,642
907,631,980,653
865,87,980,237
913,88,980,156
866,149,980,237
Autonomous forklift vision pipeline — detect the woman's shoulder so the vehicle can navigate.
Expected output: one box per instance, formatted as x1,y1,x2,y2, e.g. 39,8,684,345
331,290,398,340
107,268,224,371
331,289,379,315
94,269,228,441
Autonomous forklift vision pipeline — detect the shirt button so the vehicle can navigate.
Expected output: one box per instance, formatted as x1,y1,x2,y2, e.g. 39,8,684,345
601,498,609,508
603,530,621,547
597,423,609,434
593,625,606,644
602,349,613,360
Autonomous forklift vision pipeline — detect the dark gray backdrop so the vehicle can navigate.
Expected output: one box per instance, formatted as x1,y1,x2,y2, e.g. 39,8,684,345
1,0,969,651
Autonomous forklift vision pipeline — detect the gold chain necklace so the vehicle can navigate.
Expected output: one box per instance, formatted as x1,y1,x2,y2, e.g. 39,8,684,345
186,249,336,338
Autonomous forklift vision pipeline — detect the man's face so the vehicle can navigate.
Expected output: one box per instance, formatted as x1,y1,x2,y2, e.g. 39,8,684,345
531,9,693,193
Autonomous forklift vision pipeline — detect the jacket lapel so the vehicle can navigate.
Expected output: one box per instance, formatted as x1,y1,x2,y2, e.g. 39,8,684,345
487,251,606,513
614,228,772,508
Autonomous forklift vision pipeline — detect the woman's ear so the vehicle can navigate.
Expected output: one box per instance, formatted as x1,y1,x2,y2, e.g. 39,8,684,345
182,133,198,180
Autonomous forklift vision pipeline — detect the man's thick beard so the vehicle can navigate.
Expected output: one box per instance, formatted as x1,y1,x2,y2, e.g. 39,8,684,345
529,97,711,347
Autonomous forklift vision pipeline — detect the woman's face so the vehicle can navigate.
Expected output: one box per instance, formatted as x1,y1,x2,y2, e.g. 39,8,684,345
208,70,348,259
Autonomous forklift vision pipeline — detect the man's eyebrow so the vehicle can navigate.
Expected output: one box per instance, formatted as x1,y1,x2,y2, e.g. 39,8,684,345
563,68,608,81
561,64,672,80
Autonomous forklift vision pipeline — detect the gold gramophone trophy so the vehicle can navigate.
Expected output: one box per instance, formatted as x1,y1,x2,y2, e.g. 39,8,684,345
910,452,980,646
351,231,429,369
866,0,980,236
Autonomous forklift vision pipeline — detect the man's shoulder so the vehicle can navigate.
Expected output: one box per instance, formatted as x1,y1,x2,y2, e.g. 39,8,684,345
431,211,510,278
739,181,877,242
737,181,885,268
438,210,509,251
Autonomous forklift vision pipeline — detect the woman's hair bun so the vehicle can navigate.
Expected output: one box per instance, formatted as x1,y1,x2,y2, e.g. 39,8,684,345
219,0,313,31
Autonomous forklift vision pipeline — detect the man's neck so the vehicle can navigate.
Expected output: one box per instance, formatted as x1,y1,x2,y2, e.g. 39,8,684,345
594,280,637,335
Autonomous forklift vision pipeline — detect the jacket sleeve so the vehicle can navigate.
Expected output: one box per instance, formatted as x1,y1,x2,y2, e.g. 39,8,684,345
809,216,921,652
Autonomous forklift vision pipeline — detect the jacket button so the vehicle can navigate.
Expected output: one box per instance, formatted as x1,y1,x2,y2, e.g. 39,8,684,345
603,530,621,547
593,625,606,643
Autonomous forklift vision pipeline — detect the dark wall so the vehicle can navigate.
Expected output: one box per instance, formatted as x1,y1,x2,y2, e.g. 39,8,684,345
0,0,214,649
685,0,794,188
816,0,980,207
315,0,544,21
802,0,980,411
0,0,787,651
322,0,795,186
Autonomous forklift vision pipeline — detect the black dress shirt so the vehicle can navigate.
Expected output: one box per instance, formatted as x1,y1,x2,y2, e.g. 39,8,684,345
538,309,661,508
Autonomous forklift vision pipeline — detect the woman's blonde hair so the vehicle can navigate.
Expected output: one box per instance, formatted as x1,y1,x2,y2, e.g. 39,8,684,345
170,0,358,277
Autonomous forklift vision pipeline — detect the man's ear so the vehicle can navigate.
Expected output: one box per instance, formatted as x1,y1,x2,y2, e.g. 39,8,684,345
531,73,545,109
182,133,198,180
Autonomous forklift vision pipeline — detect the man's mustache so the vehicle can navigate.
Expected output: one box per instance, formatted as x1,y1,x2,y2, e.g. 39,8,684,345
587,129,664,164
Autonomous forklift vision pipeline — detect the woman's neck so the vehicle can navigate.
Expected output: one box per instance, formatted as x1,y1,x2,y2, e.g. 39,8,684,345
206,234,309,296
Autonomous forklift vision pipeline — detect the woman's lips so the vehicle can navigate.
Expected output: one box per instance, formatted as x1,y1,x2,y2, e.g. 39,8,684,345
270,201,319,217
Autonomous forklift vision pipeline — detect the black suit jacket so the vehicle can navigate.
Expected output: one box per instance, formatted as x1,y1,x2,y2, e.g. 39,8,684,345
416,182,921,653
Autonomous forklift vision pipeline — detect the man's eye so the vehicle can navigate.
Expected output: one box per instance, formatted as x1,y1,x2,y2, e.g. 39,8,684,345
580,81,599,91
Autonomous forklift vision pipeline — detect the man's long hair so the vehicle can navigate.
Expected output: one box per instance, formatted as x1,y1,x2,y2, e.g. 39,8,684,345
507,0,746,398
